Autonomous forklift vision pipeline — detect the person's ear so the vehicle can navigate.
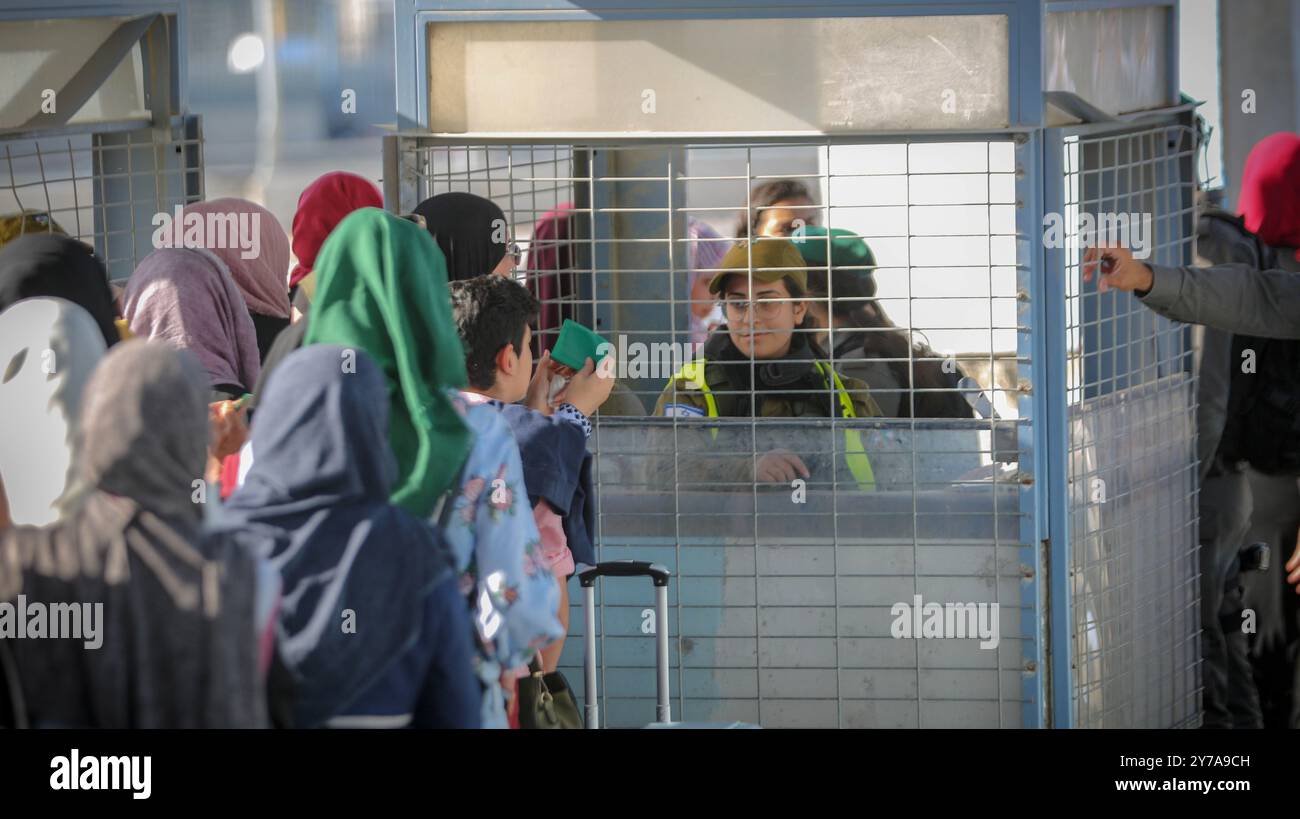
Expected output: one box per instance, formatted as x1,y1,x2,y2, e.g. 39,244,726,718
792,299,808,324
495,342,518,378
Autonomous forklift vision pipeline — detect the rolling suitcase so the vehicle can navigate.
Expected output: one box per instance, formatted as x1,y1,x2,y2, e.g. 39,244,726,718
579,560,671,729
578,560,759,729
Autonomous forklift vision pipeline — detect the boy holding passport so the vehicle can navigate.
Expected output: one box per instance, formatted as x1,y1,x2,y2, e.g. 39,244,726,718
449,276,613,672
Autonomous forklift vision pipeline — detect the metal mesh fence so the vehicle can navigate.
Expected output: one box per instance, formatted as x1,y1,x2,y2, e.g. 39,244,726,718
0,120,203,280
389,134,1039,728
1061,123,1200,728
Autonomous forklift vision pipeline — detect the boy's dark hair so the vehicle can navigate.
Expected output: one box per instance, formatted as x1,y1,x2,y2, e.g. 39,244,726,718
449,275,540,390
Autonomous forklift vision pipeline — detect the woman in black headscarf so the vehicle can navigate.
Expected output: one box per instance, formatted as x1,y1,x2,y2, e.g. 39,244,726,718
412,192,518,281
0,234,123,348
0,340,266,728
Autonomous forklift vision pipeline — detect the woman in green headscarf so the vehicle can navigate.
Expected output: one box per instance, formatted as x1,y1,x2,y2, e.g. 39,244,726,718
300,208,560,727
304,207,471,516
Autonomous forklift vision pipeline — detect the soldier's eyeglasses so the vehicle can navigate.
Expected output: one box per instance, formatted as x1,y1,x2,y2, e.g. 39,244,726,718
722,298,785,320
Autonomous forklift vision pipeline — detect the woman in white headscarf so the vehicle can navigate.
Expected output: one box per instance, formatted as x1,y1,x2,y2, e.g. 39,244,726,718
0,339,267,727
0,297,106,528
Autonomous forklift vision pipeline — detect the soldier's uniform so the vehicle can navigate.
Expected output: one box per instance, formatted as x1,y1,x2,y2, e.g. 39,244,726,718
651,331,881,490
653,332,881,420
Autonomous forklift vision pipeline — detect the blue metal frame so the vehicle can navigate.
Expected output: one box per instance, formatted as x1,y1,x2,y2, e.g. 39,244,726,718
1015,129,1051,729
394,0,1047,132
0,0,188,116
1039,126,1075,728
0,2,198,278
1043,0,1179,111
1040,111,1195,728
1036,35,1184,734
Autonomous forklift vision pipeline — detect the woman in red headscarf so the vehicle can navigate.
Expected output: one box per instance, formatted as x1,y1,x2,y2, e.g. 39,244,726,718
288,171,385,310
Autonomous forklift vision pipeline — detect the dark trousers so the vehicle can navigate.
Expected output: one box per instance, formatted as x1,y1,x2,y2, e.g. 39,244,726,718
1199,471,1263,728
1240,470,1300,728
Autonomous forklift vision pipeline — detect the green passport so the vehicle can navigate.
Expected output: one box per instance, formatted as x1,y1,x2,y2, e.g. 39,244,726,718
550,319,610,371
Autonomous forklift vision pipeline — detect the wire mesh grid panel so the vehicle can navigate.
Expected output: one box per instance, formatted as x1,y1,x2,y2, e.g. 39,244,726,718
386,135,1040,727
0,119,203,280
1060,122,1200,728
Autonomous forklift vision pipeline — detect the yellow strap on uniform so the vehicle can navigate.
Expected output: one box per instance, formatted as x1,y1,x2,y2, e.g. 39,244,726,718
676,359,718,418
814,362,876,492
670,358,876,491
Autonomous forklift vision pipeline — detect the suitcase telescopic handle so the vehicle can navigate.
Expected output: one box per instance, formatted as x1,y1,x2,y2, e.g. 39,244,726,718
578,560,671,587
580,560,673,728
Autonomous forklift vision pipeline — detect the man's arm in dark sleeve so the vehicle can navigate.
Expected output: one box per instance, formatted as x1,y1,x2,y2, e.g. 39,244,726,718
1140,262,1300,340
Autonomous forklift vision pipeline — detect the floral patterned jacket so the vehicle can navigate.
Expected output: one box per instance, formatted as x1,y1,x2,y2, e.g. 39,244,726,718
442,390,563,677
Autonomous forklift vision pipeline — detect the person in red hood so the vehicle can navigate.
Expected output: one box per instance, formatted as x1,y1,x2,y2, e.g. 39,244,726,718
287,171,384,314
1239,132,1300,263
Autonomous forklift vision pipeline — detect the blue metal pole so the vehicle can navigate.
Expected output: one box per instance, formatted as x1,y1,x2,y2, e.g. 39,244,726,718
1041,126,1076,728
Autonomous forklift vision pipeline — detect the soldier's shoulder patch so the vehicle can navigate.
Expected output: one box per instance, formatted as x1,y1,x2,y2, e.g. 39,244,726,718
662,403,706,418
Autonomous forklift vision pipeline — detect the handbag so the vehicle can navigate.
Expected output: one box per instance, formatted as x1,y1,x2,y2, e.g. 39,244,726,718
517,655,582,729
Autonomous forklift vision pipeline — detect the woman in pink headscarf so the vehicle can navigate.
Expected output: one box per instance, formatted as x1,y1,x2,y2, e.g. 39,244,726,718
173,198,292,361
123,248,262,402
122,246,263,488
241,174,387,418
241,174,386,398
214,174,385,500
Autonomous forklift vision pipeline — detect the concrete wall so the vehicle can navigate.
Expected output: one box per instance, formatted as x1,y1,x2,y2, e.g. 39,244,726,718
1217,0,1300,207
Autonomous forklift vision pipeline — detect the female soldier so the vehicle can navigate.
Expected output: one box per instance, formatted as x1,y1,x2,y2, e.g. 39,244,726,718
652,238,881,487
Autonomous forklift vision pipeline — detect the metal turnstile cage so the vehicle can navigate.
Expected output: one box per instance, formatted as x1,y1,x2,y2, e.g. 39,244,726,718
382,0,1200,729
1056,121,1200,728
384,108,1201,728
386,133,1042,728
0,3,200,277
